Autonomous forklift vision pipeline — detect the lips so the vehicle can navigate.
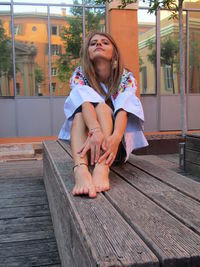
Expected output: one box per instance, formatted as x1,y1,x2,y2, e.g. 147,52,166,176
94,47,104,52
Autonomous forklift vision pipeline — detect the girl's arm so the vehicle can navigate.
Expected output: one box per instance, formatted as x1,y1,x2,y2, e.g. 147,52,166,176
99,109,128,166
79,102,105,165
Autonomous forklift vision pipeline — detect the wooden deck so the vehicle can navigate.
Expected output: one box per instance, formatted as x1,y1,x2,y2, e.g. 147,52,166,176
43,140,200,267
0,160,61,267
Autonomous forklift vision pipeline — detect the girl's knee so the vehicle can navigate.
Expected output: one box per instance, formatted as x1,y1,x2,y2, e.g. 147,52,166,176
96,102,112,116
72,112,84,128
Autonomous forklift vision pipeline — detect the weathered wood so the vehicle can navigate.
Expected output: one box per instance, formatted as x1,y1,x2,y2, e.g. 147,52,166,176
0,178,44,189
0,160,43,179
0,195,48,209
104,172,200,267
184,134,200,177
44,140,159,267
0,239,58,258
185,148,200,165
0,204,50,220
0,159,61,267
0,216,53,235
128,154,200,202
185,135,200,152
112,162,200,235
0,229,55,243
0,251,60,267
59,140,200,267
185,161,200,177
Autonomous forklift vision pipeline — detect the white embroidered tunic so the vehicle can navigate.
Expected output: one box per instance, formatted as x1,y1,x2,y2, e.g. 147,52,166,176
59,67,148,161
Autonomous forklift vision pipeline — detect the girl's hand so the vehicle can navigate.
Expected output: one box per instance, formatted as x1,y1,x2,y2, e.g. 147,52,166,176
98,133,121,166
78,128,106,165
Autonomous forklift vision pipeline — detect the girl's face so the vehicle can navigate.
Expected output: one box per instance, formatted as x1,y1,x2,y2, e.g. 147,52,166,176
88,34,114,62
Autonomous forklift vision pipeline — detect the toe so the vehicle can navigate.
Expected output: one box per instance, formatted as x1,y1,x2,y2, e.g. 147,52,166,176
89,187,96,198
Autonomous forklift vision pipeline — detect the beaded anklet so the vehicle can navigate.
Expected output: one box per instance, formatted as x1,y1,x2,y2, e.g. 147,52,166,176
73,163,88,171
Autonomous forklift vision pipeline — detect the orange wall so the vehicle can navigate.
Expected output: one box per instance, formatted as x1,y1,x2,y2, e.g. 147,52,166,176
108,9,140,97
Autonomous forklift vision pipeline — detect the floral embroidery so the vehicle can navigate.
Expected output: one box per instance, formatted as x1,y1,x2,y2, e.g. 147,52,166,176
70,67,89,86
112,69,137,99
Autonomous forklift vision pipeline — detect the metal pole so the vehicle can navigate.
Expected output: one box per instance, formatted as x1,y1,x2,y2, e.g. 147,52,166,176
156,9,161,131
186,11,189,127
11,0,16,97
47,5,52,96
47,5,54,135
11,0,19,136
83,0,85,47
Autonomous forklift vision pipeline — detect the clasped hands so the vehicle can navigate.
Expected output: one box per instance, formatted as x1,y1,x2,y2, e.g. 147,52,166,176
78,127,121,166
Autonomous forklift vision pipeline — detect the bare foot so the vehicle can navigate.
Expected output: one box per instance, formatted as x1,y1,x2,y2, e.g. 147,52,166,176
92,162,110,193
72,165,96,198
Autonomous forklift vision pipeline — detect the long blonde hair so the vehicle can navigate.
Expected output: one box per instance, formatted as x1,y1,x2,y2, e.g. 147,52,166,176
80,32,123,99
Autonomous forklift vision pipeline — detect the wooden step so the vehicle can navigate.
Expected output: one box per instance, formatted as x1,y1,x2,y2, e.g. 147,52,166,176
43,140,200,267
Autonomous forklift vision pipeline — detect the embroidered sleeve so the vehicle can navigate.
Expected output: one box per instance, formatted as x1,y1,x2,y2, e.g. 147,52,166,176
70,66,89,87
112,69,137,99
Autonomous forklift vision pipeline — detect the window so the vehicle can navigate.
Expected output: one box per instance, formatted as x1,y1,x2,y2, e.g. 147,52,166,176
32,26,37,32
51,44,61,56
164,65,173,91
52,83,56,92
141,66,147,94
51,68,57,76
51,25,58,35
14,24,22,35
16,83,20,95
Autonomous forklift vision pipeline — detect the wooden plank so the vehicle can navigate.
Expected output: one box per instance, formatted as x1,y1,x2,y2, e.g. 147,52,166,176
0,195,48,209
128,154,200,202
112,162,200,235
0,184,45,195
0,177,44,185
185,161,200,177
58,140,200,266
0,188,46,200
0,216,53,235
0,251,60,267
105,172,200,267
185,148,200,166
43,140,159,267
0,229,55,243
0,160,43,179
185,135,200,152
0,205,50,219
0,239,58,258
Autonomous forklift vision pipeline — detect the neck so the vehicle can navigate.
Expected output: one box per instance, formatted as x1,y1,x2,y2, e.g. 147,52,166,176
93,59,111,85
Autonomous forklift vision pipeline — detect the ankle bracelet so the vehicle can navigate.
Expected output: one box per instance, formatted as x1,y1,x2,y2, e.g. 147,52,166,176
73,163,88,171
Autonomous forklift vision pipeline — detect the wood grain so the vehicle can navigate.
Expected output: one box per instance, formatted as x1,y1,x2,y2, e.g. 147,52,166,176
44,140,159,267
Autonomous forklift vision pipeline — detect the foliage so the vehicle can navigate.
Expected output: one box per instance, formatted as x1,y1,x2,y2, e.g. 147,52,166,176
57,0,105,82
34,63,44,84
147,37,178,67
0,23,12,79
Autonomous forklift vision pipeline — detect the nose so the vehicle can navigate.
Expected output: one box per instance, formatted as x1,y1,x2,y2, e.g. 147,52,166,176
96,40,102,46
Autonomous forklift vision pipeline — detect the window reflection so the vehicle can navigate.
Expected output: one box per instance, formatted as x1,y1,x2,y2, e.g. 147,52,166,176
50,5,83,96
138,9,156,94
189,11,200,94
160,10,181,95
0,7,13,97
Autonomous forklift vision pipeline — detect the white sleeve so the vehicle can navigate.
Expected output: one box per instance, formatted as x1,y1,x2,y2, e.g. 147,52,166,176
112,71,148,159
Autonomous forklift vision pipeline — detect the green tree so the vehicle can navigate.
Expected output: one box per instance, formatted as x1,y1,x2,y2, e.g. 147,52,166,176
189,31,200,93
147,37,178,93
98,0,187,136
57,0,105,82
0,22,13,95
34,63,44,95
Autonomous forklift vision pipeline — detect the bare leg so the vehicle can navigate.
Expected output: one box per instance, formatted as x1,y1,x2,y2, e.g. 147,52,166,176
71,113,96,198
92,103,113,192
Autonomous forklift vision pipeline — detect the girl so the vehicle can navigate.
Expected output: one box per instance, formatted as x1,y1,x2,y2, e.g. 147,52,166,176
59,32,148,198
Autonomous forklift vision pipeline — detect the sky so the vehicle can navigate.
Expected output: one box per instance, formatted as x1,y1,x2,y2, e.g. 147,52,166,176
0,0,155,23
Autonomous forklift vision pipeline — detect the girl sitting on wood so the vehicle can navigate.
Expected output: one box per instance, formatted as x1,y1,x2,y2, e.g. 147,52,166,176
59,32,148,198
